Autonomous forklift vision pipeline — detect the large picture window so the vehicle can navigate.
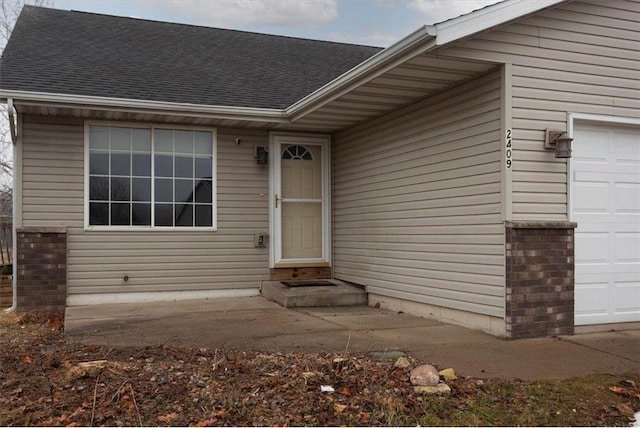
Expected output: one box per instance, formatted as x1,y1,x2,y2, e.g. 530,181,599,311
87,124,216,229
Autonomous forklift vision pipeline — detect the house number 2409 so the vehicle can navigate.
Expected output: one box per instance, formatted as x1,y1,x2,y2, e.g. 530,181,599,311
505,129,512,169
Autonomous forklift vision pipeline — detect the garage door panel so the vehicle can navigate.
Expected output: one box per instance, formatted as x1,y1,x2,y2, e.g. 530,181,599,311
573,122,640,325
613,282,640,313
614,132,640,165
575,232,608,263
613,232,640,263
574,281,608,314
614,183,640,213
613,172,640,184
574,129,609,161
573,182,608,213
576,313,638,324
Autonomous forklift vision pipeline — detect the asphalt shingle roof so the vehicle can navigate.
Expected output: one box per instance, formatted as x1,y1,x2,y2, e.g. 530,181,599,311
0,6,382,109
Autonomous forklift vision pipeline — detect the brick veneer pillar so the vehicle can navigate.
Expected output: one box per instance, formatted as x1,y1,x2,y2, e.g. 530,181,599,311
505,221,577,339
16,227,67,314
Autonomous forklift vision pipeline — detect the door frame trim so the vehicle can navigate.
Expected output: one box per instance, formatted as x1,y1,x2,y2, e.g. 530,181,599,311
268,132,331,268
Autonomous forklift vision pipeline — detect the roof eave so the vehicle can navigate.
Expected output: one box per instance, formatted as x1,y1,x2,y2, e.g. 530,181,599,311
285,25,438,121
285,0,568,121
0,90,288,123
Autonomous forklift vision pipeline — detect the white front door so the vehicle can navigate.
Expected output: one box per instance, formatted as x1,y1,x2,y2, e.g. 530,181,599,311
270,134,331,267
572,122,640,325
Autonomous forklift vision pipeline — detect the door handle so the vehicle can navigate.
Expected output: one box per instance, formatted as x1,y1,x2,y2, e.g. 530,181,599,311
275,193,280,208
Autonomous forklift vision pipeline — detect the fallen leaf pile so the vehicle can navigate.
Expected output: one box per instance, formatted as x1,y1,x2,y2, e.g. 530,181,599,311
1,312,639,426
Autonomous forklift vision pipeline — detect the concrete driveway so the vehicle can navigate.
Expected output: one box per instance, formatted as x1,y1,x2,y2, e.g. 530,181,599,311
65,296,640,380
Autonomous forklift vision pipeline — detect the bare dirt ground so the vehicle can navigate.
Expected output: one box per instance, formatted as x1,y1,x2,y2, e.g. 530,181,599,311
1,312,639,426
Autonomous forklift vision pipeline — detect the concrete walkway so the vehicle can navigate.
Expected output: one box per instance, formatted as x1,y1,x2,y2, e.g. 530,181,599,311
65,296,640,380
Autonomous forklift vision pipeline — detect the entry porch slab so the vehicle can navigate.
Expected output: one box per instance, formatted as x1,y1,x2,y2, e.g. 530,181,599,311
261,279,367,308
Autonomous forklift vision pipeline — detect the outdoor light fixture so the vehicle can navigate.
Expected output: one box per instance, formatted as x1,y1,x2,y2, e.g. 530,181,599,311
255,145,268,164
544,129,573,158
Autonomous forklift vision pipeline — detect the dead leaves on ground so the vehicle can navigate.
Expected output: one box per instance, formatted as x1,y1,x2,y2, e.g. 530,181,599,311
609,380,640,400
1,314,639,427
608,380,640,423
1,335,423,426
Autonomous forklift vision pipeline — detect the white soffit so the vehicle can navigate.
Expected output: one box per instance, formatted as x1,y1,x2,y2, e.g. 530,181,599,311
286,56,499,132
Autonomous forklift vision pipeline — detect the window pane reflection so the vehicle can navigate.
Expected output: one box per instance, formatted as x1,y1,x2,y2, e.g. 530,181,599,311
90,202,108,225
155,179,173,203
90,176,109,201
155,204,173,227
111,177,130,201
175,204,193,227
195,180,212,203
111,203,130,226
195,205,212,227
132,203,151,226
175,179,194,203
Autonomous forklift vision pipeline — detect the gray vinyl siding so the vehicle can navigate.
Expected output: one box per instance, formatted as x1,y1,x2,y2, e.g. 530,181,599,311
332,71,504,317
20,115,269,296
442,0,640,221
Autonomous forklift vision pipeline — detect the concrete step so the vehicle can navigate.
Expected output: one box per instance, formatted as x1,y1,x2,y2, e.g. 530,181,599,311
261,279,367,308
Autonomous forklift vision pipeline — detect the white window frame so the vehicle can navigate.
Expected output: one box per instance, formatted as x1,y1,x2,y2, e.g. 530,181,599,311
84,120,218,231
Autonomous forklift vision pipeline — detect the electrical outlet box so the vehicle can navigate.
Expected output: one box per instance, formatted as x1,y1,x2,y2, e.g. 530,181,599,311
254,232,268,247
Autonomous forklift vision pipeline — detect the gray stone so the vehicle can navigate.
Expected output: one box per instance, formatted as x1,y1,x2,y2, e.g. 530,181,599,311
410,364,440,386
414,383,452,395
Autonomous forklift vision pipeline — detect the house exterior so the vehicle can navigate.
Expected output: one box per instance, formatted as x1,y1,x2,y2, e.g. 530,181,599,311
0,0,638,339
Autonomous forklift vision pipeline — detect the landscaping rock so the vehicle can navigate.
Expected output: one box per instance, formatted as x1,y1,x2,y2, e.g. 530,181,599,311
410,364,440,386
394,357,411,369
438,368,457,380
414,383,452,395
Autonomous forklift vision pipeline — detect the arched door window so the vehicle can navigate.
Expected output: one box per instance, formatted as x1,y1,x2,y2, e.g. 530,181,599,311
282,145,313,160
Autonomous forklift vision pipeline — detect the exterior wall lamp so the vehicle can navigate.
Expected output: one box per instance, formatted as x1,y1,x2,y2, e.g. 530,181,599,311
255,145,269,164
544,129,573,158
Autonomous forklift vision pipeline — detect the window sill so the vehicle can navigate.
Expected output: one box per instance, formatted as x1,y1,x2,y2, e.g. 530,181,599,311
84,226,218,232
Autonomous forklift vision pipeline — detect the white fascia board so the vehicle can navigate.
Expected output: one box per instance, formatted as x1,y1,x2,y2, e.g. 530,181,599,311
0,89,288,123
435,0,567,46
285,25,437,120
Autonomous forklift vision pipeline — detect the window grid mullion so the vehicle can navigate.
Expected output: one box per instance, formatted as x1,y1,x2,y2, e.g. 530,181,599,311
151,126,156,228
129,133,133,227
192,133,196,226
108,127,112,226
172,130,176,227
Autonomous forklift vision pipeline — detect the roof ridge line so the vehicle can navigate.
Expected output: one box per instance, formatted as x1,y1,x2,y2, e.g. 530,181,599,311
24,5,383,50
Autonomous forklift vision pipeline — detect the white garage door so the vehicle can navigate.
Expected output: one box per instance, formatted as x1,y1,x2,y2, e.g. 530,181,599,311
572,122,640,325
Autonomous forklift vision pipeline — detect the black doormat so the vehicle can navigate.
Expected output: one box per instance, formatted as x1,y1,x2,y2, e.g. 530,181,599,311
281,281,335,287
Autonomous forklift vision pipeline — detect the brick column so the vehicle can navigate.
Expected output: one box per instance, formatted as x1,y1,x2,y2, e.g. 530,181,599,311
16,227,67,314
0,275,11,307
505,221,577,339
